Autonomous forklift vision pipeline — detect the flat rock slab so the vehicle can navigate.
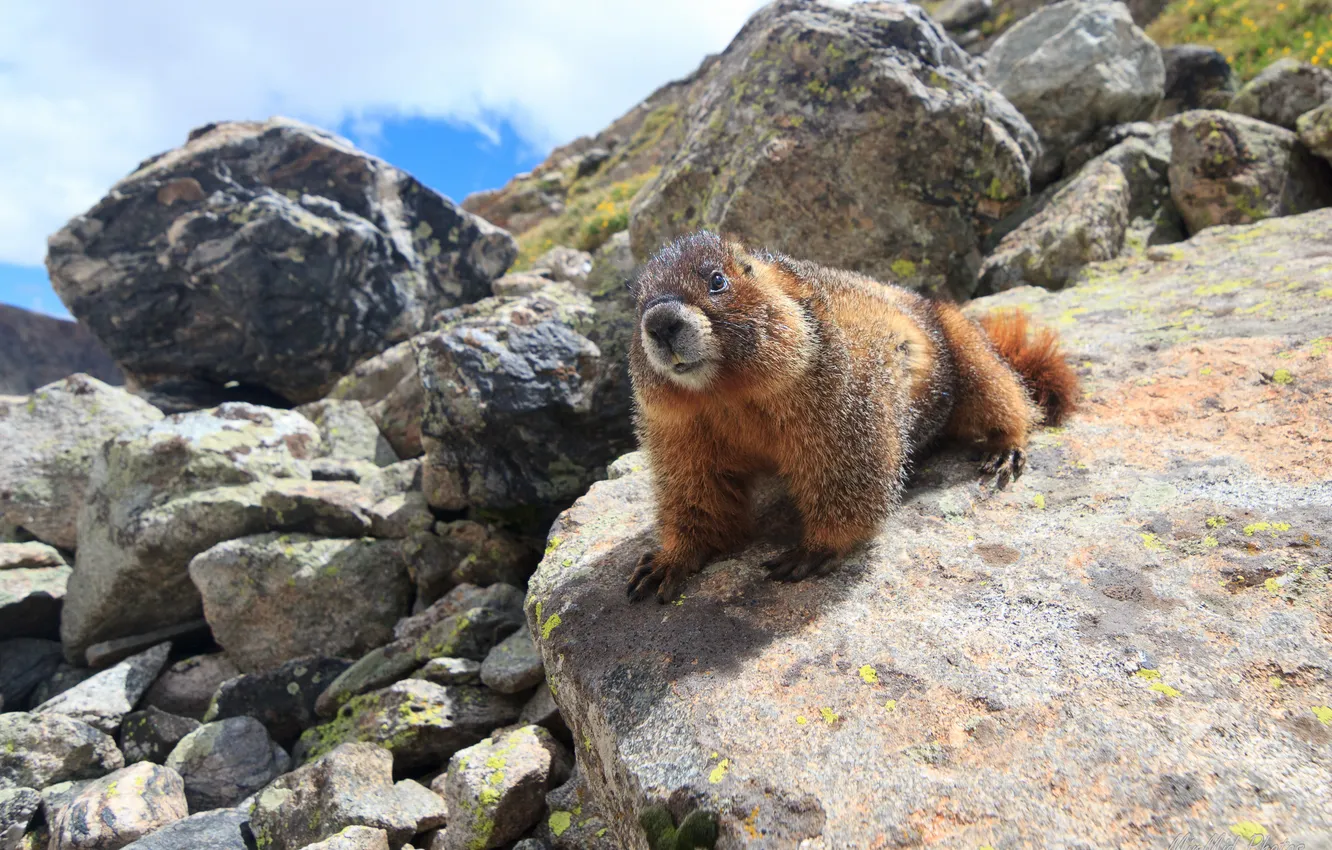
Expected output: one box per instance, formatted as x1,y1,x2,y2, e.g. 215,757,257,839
525,210,1332,847
0,713,123,791
119,808,250,850
34,643,171,735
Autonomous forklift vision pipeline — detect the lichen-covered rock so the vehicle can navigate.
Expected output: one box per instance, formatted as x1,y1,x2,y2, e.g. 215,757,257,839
48,763,187,850
980,133,1181,290
518,684,569,742
294,681,523,771
0,543,69,642
535,766,616,850
0,638,63,710
1297,102,1332,164
530,246,593,287
119,707,201,766
142,654,240,720
417,282,635,510
0,788,40,850
118,808,250,850
984,0,1164,184
259,480,376,538
629,0,1039,298
1152,45,1235,118
432,726,570,850
326,341,425,461
480,626,544,695
411,658,481,687
0,375,162,551
393,583,525,643
295,400,398,467
46,117,516,406
203,656,350,747
189,533,411,673
26,664,95,708
34,644,171,735
412,521,535,605
1168,110,1332,234
1228,58,1332,131
164,717,286,811
524,208,1332,848
301,827,390,850
60,404,320,663
248,743,442,850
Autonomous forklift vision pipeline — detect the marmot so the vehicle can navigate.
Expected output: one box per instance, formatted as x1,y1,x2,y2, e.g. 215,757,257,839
626,231,1079,602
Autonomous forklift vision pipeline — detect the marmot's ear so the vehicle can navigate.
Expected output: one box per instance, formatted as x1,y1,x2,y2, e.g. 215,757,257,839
721,232,755,276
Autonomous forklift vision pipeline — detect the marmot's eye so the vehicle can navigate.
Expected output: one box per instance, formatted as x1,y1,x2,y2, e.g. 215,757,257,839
709,271,729,294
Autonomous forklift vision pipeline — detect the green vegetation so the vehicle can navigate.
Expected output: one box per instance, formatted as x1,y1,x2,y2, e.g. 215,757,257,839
513,168,660,268
1148,0,1332,79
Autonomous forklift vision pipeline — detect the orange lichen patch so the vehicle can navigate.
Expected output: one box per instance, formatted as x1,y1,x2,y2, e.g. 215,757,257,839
1080,338,1331,484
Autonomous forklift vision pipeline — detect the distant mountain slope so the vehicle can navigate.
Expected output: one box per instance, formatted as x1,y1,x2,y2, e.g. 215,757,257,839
0,303,122,394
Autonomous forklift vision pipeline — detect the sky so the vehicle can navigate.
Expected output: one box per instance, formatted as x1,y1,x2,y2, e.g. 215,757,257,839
0,0,767,318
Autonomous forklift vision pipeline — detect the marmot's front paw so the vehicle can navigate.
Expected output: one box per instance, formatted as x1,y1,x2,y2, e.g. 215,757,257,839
627,550,693,604
979,447,1026,489
762,545,837,582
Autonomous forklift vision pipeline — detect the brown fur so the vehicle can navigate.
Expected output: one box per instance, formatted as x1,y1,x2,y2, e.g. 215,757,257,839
978,309,1080,426
626,232,1079,602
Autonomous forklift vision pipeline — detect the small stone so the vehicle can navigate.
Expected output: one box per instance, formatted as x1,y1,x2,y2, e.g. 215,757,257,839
204,656,351,748
411,607,524,666
0,639,63,710
164,717,287,812
480,626,544,695
119,707,201,766
34,643,172,735
294,681,523,772
0,788,40,850
48,763,187,850
411,658,481,686
432,725,571,850
326,344,425,462
248,743,443,850
295,399,399,468
395,583,523,641
390,780,448,833
85,621,209,668
0,543,70,642
1297,102,1332,164
519,684,569,741
490,273,550,298
368,493,434,540
313,641,421,718
143,654,240,720
27,663,95,707
530,246,594,287
118,808,250,850
300,826,390,850
1229,58,1332,131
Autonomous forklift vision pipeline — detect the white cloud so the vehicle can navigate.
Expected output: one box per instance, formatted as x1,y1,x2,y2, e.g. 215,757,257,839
0,0,767,266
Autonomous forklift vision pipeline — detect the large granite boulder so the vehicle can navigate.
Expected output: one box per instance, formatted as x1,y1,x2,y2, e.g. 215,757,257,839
984,0,1164,185
0,375,162,550
523,210,1332,847
0,543,70,641
1168,110,1332,234
417,281,635,511
1229,58,1332,131
46,118,517,405
628,0,1039,299
60,404,319,663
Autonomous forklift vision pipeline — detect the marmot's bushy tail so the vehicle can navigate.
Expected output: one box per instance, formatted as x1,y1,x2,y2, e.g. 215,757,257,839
979,309,1080,426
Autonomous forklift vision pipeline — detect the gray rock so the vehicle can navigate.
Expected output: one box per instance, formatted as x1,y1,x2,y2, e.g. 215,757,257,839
85,621,209,669
165,717,286,812
301,827,390,850
984,0,1164,184
0,375,162,551
119,707,201,765
60,403,320,663
1297,102,1332,164
393,583,501,643
535,765,614,850
530,246,593,288
367,493,434,540
0,549,69,642
294,681,523,772
630,1,1039,299
0,304,121,398
38,781,93,828
259,479,377,538
0,639,63,710
1153,45,1235,119
490,272,551,298
326,342,424,461
119,808,250,850
0,788,40,850
389,780,447,834
204,656,351,747
524,208,1332,846
480,626,544,695
417,282,635,511
360,460,423,503
1229,58,1332,131
248,743,444,850
432,726,570,850
143,654,240,720
412,521,534,607
312,641,422,718
26,664,95,708
46,117,516,406
189,533,411,673
48,763,187,850
1168,110,1332,234
295,400,398,468
410,658,481,686
518,685,568,742
0,542,64,571
581,231,635,299
34,643,171,735
935,0,992,29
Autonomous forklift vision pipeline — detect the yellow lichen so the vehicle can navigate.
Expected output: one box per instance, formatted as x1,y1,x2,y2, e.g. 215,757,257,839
708,758,730,784
1134,668,1162,680
549,811,573,836
1312,706,1332,725
1229,822,1268,844
1032,493,1046,510
1150,682,1182,697
540,613,562,640
795,715,808,725
858,665,878,684
884,699,898,712
1271,368,1294,384
819,707,839,724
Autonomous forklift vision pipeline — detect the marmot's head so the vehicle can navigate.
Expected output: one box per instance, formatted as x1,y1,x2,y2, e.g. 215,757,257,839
629,231,813,395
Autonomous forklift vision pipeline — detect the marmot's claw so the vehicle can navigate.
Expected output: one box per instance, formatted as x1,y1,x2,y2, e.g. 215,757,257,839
627,550,662,601
763,546,836,582
979,448,1025,489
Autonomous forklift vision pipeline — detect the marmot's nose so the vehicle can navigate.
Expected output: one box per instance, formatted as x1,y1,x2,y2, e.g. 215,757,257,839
643,303,686,349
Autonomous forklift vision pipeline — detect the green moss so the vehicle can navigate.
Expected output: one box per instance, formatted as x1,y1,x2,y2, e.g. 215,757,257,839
513,167,661,266
890,258,917,278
